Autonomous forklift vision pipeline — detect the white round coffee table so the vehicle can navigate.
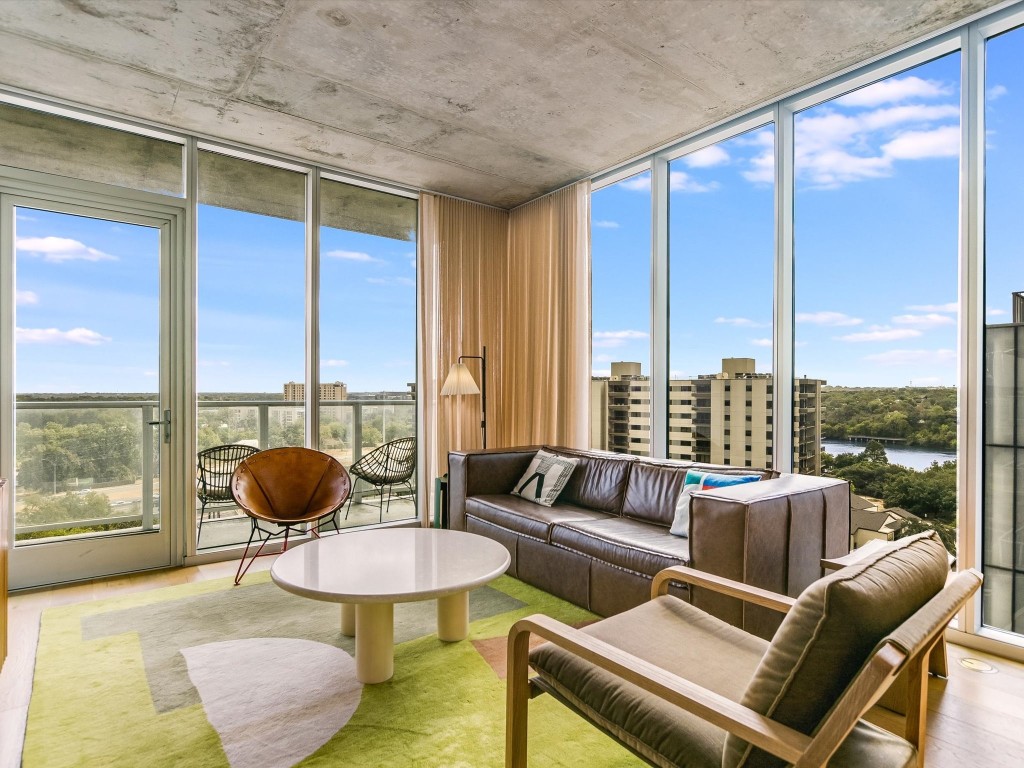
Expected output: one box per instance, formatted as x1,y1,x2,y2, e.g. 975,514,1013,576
270,528,511,683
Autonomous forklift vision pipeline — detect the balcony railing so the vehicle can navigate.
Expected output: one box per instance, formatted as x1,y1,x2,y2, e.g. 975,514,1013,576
13,398,416,542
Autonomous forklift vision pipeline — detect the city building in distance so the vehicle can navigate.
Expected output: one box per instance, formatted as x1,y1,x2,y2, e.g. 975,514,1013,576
591,358,824,474
283,381,349,402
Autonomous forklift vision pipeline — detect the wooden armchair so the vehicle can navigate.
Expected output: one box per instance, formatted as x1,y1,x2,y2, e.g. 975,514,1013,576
506,532,981,768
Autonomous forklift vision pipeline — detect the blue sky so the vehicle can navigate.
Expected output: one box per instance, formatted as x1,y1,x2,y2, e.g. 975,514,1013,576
13,37,1024,395
14,205,416,394
594,43,1024,387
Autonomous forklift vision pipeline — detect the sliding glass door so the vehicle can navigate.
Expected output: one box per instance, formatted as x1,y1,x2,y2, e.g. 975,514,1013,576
2,192,181,588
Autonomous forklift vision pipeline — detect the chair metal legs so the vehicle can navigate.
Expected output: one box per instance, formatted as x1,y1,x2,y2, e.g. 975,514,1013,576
344,480,416,523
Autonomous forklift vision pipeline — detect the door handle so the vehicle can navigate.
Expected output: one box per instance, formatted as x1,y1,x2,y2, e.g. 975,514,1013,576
147,409,171,443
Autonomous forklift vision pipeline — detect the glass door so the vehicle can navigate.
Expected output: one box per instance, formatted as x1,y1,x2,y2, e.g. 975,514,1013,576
2,195,177,588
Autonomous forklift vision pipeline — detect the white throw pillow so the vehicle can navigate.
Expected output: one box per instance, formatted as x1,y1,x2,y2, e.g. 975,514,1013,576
511,449,579,507
669,475,705,537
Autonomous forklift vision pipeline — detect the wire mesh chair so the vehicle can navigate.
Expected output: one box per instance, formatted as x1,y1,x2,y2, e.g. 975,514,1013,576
345,436,416,522
231,447,351,585
196,444,260,544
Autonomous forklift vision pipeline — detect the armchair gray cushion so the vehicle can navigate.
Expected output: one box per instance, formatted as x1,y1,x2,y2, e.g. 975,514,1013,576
723,532,950,768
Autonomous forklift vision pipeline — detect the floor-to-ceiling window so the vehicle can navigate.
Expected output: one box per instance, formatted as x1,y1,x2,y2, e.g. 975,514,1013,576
668,125,775,467
194,151,307,551
793,56,961,557
588,15,1024,650
590,169,652,456
983,23,1024,636
318,178,418,525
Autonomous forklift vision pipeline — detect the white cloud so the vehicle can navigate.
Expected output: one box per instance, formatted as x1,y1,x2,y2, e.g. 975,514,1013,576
16,326,110,345
324,249,380,263
795,100,959,187
670,170,718,193
15,212,36,222
891,313,955,328
750,338,773,347
988,308,1008,317
988,84,1008,101
322,359,348,367
682,145,730,168
836,76,952,107
796,311,863,326
16,290,38,306
618,171,718,193
906,302,957,313
593,219,619,228
839,328,922,342
715,316,766,328
16,236,116,263
618,173,651,192
863,348,956,365
593,329,649,348
593,353,616,363
198,359,231,368
367,276,415,287
143,370,157,378
882,125,959,160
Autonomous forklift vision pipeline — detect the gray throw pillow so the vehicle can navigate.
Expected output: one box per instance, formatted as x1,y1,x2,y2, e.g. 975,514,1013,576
511,449,579,507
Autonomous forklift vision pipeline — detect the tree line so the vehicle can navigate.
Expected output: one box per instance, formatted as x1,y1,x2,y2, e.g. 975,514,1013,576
821,386,957,451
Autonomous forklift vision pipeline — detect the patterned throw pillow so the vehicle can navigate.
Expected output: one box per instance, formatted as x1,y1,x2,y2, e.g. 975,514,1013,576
669,469,761,537
511,449,580,507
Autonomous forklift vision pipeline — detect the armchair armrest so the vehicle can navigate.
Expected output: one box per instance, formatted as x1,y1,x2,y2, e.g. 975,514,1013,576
652,565,797,614
506,613,810,766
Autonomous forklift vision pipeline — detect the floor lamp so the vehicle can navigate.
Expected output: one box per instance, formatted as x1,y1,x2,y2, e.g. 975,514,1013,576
441,346,487,448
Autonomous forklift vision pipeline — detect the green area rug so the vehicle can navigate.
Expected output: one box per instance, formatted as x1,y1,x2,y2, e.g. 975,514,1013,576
24,572,643,767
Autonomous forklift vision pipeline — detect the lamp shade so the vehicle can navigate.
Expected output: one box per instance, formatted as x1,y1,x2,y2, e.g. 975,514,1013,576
440,362,480,396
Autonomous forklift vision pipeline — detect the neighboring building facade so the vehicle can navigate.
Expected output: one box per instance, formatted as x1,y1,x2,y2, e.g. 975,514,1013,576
283,381,349,402
591,358,824,473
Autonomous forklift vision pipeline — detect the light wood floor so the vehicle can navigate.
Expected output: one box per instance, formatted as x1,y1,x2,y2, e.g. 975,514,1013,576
2,561,1024,768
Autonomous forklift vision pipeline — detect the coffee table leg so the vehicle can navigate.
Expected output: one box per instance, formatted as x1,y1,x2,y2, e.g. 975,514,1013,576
437,591,469,641
340,603,355,637
355,602,394,683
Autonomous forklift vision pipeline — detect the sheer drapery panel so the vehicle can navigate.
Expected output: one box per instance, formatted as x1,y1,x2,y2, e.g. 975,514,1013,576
504,182,590,448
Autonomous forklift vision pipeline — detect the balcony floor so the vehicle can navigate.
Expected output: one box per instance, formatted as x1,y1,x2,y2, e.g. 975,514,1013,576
196,495,418,551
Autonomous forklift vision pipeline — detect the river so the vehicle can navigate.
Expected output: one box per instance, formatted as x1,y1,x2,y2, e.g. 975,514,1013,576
820,440,956,471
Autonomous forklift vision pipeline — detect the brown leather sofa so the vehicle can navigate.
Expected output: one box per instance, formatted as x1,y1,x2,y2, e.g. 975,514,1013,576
448,446,850,639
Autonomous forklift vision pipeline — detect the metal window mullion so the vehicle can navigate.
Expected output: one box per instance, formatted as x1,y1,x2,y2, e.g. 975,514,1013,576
962,23,986,633
306,169,320,450
650,155,670,459
774,103,795,474
182,135,199,558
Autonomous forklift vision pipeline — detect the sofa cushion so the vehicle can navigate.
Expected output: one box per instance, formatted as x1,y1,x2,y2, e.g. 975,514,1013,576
723,531,950,768
545,446,636,514
551,516,690,577
622,460,769,526
465,494,610,542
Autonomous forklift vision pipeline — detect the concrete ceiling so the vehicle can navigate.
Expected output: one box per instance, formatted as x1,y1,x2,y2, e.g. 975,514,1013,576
0,0,1002,208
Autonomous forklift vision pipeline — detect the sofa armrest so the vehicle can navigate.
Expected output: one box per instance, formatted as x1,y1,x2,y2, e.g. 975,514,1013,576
688,474,850,639
448,447,540,531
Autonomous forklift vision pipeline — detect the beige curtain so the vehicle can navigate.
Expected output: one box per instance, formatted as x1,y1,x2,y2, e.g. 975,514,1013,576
418,193,509,519
502,181,591,447
418,182,590,521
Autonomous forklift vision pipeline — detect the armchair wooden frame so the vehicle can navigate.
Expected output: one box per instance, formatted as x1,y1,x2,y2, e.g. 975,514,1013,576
506,565,981,768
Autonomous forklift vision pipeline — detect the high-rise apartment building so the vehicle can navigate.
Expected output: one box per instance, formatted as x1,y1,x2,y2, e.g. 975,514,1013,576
591,359,824,474
283,381,348,401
